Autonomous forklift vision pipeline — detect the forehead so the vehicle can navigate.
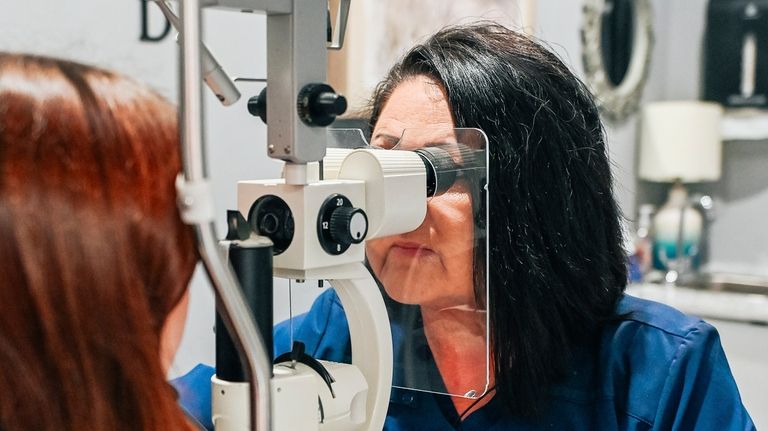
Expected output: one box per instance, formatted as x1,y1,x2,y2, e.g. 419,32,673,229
373,76,455,138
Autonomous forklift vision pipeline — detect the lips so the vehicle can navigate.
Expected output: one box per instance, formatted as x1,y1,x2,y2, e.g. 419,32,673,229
390,241,435,258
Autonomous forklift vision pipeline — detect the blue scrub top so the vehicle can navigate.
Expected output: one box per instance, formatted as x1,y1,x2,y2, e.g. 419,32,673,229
172,290,755,430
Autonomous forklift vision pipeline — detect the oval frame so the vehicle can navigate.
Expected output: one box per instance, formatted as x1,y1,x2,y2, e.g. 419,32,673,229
581,0,654,123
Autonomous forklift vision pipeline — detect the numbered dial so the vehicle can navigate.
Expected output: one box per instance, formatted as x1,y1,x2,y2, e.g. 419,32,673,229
317,194,368,255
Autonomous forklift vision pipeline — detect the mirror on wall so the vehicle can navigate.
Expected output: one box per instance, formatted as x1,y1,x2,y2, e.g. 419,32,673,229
581,0,654,123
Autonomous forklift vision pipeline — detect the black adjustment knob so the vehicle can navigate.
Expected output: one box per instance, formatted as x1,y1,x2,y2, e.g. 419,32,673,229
247,87,268,123
317,194,366,255
297,83,347,127
329,206,368,245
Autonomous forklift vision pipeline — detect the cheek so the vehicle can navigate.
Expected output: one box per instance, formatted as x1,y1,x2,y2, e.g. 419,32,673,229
429,196,476,277
365,238,390,273
159,290,190,372
430,196,474,248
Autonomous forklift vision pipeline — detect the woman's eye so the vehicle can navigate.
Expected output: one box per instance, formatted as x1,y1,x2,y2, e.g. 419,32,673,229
372,141,396,150
371,134,399,150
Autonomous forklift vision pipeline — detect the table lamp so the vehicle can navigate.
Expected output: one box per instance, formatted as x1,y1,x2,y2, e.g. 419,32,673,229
638,101,723,283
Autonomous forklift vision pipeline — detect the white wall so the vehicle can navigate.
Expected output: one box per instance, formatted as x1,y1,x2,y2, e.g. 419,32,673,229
0,1,177,97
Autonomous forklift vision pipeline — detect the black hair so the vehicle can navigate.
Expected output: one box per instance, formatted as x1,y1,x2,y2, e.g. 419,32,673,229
368,23,628,417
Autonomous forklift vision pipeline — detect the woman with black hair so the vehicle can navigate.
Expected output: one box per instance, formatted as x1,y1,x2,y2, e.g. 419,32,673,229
178,23,754,430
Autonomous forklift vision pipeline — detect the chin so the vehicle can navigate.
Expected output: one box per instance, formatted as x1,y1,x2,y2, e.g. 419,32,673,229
382,284,423,305
375,268,453,307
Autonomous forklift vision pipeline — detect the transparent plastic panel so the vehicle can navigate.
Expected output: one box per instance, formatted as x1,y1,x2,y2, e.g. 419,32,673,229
367,128,490,399
281,127,489,399
326,128,370,149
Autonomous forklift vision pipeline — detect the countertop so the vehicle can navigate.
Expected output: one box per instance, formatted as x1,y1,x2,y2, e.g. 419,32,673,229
626,283,768,325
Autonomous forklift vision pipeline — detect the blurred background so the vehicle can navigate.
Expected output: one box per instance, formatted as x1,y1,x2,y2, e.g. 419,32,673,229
1,0,765,427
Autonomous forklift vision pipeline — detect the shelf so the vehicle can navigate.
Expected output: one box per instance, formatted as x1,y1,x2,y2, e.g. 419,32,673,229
722,109,768,141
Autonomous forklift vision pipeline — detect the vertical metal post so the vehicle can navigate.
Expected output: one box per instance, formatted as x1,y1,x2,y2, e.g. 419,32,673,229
179,0,206,181
178,0,272,429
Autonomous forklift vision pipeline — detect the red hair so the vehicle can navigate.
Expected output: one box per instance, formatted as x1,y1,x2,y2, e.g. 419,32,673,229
0,53,197,430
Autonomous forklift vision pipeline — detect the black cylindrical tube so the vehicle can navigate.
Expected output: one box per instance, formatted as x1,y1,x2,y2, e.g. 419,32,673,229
415,146,458,197
216,241,273,382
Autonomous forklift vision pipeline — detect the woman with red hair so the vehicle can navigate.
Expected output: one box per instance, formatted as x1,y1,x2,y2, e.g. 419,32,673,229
0,53,198,430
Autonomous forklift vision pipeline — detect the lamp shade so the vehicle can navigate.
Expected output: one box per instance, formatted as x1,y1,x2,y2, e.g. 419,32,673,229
639,101,724,182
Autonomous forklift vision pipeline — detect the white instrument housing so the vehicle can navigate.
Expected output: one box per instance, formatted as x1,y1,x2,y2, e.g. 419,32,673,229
213,360,367,431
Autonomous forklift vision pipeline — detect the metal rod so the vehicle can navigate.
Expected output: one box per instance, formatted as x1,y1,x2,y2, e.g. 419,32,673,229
675,197,686,279
180,0,206,180
179,0,271,429
155,0,242,106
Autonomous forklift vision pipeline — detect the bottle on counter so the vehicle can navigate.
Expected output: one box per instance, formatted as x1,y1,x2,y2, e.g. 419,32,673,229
631,204,655,283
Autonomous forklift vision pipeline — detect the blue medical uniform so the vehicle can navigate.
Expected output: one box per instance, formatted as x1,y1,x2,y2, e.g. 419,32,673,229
172,289,755,430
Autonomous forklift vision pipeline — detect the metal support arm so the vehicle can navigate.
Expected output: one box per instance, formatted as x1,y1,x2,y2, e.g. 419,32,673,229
178,1,272,429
